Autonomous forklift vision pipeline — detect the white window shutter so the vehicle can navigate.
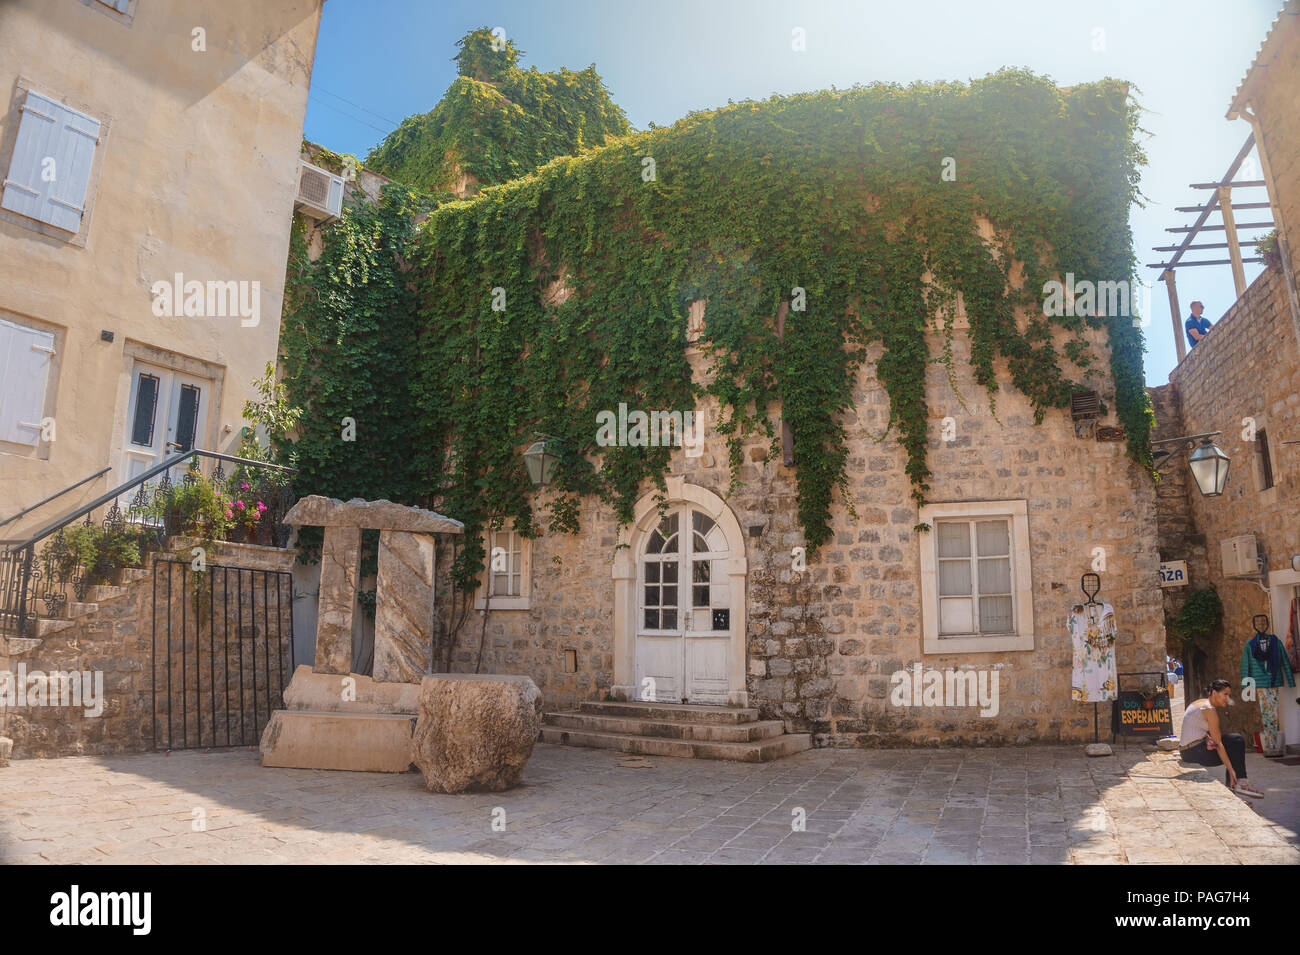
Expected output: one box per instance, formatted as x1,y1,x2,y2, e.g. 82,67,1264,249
1,90,100,232
0,319,55,447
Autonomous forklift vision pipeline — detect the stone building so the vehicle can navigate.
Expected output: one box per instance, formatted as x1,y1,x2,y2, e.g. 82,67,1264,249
1151,1,1300,750
359,83,1172,750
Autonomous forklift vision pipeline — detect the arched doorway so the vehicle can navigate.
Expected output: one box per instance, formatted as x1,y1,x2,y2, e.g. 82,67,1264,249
612,477,748,706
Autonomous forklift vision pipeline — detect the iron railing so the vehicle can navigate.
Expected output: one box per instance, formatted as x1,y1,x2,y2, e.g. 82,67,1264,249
1,450,296,640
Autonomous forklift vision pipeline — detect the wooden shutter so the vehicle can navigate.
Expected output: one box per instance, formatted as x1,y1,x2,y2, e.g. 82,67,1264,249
0,319,55,446
1,90,101,233
130,372,159,446
174,383,200,452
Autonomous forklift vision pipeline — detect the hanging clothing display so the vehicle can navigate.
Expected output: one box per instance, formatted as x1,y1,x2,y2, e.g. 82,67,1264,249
1285,598,1300,674
1259,687,1282,756
1069,601,1117,702
1239,632,1296,690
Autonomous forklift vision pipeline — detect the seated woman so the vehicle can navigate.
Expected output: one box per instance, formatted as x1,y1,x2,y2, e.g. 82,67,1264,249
1179,679,1263,799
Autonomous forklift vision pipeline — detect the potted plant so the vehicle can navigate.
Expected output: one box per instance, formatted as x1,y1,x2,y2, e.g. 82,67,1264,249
224,481,273,545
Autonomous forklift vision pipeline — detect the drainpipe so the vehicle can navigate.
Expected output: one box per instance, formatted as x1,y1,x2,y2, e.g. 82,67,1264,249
1234,106,1300,363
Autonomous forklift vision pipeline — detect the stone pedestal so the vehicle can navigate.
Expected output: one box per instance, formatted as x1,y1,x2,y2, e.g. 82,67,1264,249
373,530,435,683
258,665,420,772
315,525,361,675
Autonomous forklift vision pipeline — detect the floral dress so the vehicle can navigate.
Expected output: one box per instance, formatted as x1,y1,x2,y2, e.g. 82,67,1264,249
1069,602,1117,702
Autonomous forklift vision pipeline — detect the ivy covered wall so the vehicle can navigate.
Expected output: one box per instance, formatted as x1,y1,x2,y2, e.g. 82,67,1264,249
282,35,1154,607
406,68,1153,584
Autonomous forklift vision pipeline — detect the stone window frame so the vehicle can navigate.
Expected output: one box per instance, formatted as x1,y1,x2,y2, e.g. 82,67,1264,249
1248,415,1279,505
475,524,531,611
0,76,113,247
918,499,1034,654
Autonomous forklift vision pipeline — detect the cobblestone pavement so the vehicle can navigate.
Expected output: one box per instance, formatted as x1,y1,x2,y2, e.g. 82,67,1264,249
1,742,1296,864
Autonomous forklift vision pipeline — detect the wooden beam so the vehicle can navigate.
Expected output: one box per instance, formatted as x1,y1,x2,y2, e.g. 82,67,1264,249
1147,257,1264,269
1164,270,1185,364
1189,179,1267,189
1218,185,1248,297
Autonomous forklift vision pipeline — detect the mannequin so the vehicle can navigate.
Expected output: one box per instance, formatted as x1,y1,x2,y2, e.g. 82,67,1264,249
1240,614,1295,756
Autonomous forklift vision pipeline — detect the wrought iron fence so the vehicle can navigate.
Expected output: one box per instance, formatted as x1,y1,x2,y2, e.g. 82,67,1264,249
152,558,294,750
1,450,296,640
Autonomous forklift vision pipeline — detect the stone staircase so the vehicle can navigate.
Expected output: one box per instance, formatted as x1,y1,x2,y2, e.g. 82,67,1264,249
540,700,812,762
15,568,150,646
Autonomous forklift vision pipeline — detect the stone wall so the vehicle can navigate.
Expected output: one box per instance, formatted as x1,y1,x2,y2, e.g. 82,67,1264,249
436,307,1166,747
1148,383,1213,690
1164,266,1300,737
2,540,295,759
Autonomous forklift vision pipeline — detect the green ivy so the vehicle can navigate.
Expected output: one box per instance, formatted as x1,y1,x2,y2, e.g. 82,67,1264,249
286,48,1154,587
1171,587,1224,653
364,28,630,195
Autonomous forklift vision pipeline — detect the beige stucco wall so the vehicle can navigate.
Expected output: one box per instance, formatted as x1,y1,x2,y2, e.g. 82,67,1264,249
0,0,321,536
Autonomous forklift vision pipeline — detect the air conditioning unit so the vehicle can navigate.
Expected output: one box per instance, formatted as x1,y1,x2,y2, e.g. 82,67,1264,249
1222,535,1260,577
295,160,344,220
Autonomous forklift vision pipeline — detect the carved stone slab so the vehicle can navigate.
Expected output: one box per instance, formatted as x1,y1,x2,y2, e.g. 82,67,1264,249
373,530,434,683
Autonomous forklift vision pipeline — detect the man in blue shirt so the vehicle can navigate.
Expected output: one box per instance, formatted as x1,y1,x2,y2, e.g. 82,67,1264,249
1185,300,1212,348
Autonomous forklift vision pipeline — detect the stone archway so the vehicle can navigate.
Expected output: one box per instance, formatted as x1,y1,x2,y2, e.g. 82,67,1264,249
611,476,748,706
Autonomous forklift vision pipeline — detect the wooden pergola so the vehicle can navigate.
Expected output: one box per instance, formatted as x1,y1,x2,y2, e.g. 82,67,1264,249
1147,132,1275,362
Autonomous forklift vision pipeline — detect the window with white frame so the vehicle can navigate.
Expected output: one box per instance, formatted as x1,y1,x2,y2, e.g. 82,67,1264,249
476,527,531,610
0,317,57,450
82,0,137,25
919,500,1034,654
1,89,101,236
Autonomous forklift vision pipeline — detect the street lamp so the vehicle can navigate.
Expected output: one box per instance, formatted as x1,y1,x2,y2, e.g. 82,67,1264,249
1186,440,1230,497
1152,431,1230,497
523,434,560,487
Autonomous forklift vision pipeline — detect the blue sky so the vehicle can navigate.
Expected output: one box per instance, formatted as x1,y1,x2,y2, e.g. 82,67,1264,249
304,0,1284,387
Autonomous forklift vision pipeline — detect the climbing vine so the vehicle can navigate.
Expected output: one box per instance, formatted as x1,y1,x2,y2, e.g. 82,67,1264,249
285,36,1154,588
365,29,631,195
408,67,1153,566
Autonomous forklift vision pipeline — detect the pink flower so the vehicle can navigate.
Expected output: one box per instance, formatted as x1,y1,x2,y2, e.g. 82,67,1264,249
214,490,222,498
250,511,260,522
241,483,250,491
225,509,234,519
236,501,245,510
256,501,267,512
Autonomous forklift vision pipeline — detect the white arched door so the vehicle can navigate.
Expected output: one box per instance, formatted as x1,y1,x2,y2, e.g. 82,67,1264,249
636,505,732,703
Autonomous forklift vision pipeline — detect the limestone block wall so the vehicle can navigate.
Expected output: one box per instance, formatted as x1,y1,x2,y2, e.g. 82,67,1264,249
2,540,294,759
1167,267,1300,737
1148,383,1213,686
438,315,1165,747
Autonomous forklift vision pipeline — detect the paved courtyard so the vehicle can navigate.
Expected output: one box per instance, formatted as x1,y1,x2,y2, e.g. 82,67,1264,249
1,741,1296,864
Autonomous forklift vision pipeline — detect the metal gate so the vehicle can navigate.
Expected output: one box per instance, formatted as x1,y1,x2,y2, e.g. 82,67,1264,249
151,559,294,750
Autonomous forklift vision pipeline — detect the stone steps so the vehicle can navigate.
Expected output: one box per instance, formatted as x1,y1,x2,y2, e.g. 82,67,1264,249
545,711,786,742
577,700,759,724
539,724,811,762
540,700,812,762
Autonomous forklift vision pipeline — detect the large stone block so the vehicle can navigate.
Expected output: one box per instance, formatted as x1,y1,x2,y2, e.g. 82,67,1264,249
373,530,434,683
411,674,542,793
259,710,415,772
315,525,361,675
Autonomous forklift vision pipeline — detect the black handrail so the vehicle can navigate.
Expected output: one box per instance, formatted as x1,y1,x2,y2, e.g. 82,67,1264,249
0,465,112,530
7,449,297,554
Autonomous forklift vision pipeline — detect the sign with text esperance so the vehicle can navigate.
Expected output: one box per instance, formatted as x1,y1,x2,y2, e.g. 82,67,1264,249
1159,561,1187,587
1112,689,1174,738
